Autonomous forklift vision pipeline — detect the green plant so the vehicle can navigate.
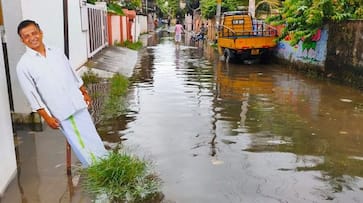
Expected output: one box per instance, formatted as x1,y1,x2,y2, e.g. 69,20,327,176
102,73,129,118
87,0,125,16
267,0,363,45
82,68,101,85
82,151,162,202
116,40,143,50
209,42,219,51
110,73,129,96
200,0,217,19
200,0,246,19
87,0,97,4
122,0,142,10
108,2,125,15
156,0,179,17
255,0,281,17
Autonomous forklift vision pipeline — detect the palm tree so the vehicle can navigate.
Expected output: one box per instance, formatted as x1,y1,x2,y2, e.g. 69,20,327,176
256,0,280,17
249,0,281,18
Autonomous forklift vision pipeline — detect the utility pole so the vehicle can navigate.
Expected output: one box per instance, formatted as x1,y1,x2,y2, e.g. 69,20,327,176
63,0,72,176
216,0,221,30
248,0,255,17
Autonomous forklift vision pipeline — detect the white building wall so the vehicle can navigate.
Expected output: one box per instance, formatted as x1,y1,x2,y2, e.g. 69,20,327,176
2,0,28,113
21,0,64,49
122,16,127,41
133,15,147,42
132,17,137,42
147,13,155,32
185,14,192,31
0,41,17,196
69,0,88,69
2,0,88,114
0,0,89,193
139,15,147,34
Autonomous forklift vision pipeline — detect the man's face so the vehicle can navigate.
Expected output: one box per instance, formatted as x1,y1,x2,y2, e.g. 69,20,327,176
19,24,43,50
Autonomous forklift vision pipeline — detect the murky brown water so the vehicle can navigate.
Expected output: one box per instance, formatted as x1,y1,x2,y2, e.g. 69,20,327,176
118,34,363,202
3,32,363,203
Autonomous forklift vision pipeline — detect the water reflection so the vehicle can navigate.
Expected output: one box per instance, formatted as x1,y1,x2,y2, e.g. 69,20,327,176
2,128,89,203
14,131,41,202
123,33,363,202
217,64,363,197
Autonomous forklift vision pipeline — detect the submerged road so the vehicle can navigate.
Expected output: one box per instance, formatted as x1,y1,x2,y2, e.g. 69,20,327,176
3,31,363,203
119,33,363,203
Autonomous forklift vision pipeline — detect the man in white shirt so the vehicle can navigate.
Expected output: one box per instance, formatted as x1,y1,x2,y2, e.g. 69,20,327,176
16,19,108,167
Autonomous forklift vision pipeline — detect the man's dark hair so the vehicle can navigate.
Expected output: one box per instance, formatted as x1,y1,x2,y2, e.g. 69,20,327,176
17,20,41,36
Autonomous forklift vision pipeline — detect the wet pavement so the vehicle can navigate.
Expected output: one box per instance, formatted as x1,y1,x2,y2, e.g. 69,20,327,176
2,31,363,203
1,125,91,203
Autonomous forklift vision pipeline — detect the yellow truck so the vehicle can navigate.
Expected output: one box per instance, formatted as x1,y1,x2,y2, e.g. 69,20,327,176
218,11,278,63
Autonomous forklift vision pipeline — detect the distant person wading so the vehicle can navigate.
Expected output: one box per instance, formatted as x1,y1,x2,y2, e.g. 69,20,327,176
174,20,184,46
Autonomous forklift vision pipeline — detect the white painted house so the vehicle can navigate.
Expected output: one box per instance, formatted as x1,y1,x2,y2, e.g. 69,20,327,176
0,39,17,197
0,0,107,195
2,0,102,114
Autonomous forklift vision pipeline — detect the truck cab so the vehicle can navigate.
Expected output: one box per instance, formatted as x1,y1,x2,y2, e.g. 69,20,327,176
218,11,277,63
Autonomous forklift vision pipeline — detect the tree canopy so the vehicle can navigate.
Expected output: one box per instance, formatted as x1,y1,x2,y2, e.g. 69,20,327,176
156,0,179,18
87,0,141,15
267,0,363,45
200,0,246,19
154,0,363,46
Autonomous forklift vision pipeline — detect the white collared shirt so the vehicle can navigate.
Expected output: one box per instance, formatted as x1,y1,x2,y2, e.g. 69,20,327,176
16,45,87,121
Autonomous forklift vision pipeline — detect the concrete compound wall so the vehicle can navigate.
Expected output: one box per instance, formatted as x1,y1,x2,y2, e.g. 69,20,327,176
275,26,329,68
108,14,147,45
133,15,147,42
325,20,363,87
275,20,363,88
138,15,147,34
109,14,122,45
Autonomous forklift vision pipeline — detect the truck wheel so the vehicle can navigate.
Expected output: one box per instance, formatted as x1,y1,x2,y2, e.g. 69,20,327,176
224,49,232,63
260,50,271,64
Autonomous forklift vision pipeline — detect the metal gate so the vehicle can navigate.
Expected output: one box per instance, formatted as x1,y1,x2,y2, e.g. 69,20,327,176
86,3,108,57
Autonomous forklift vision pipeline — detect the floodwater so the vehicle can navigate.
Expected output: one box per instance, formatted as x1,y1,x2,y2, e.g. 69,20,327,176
3,31,363,203
118,33,363,202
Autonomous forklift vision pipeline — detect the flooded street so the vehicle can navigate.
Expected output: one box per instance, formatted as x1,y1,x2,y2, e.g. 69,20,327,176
3,32,363,203
120,33,363,202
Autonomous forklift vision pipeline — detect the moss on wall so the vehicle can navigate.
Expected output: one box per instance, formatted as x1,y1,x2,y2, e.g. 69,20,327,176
325,20,363,88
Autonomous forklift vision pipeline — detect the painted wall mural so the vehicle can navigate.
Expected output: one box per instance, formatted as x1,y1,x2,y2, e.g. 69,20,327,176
275,26,328,66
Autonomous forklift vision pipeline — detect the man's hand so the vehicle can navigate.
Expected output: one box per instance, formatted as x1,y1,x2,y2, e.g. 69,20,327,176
44,116,60,129
37,108,60,129
82,91,92,107
80,86,92,107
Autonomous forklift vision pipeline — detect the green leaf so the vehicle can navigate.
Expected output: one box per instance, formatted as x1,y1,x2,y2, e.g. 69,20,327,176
267,0,363,45
107,2,125,16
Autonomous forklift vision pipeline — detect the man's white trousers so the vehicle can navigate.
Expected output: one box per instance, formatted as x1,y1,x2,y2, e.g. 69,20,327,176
60,108,108,167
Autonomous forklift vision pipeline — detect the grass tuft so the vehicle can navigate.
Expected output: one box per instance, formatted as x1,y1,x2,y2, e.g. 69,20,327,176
102,73,129,118
82,151,162,202
81,68,101,85
115,40,143,50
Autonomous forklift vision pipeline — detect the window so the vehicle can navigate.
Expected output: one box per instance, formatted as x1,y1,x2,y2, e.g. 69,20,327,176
232,19,244,25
